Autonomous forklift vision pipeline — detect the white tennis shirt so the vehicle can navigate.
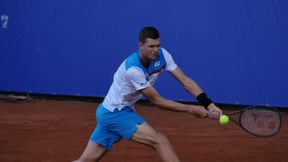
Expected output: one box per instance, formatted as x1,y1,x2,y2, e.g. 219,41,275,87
102,48,177,112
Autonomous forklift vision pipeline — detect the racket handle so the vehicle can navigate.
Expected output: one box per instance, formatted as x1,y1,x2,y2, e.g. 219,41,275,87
208,110,213,118
208,110,219,118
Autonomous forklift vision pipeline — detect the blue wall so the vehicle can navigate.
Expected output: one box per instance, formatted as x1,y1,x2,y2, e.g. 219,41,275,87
1,0,287,107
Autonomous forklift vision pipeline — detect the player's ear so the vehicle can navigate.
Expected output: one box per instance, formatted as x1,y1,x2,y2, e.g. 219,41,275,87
139,42,144,50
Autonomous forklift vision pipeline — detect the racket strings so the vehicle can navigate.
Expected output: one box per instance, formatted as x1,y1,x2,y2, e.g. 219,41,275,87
240,109,281,136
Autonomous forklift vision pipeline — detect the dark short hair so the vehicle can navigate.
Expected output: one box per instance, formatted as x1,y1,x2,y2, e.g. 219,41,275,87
139,26,160,43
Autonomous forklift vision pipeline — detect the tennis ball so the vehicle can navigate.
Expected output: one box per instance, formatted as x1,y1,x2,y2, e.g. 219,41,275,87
219,115,229,125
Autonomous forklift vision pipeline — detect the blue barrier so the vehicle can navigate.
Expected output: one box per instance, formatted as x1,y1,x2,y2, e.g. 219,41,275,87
1,0,287,107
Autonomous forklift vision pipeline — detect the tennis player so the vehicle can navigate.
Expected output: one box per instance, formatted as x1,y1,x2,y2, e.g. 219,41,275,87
73,26,222,162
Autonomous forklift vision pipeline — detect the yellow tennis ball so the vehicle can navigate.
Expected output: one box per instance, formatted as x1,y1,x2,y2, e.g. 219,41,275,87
219,115,229,125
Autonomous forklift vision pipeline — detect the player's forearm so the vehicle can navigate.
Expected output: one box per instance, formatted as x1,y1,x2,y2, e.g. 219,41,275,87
151,97,192,113
182,77,203,97
182,78,215,108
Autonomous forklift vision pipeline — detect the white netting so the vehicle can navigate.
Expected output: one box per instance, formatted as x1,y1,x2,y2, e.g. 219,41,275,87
240,107,281,136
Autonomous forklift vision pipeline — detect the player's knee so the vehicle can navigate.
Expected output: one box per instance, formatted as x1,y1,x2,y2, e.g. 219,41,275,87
152,131,170,148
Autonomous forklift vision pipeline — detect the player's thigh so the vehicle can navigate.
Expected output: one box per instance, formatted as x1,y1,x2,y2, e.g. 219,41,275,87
79,140,108,162
131,121,162,147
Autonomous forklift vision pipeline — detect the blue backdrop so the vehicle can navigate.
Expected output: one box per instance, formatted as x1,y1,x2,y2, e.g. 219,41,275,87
1,0,287,107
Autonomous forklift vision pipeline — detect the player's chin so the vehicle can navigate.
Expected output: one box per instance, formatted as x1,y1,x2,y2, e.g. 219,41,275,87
150,54,158,59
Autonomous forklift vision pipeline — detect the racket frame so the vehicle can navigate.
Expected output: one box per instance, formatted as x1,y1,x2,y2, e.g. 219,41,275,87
226,106,282,137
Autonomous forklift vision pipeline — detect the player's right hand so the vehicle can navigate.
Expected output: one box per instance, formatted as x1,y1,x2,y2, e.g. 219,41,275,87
207,103,223,119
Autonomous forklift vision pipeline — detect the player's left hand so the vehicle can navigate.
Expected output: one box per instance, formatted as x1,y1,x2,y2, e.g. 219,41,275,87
207,103,222,119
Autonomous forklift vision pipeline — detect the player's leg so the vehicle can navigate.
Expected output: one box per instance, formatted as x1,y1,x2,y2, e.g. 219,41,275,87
72,140,108,162
131,122,180,162
107,107,180,162
72,123,122,162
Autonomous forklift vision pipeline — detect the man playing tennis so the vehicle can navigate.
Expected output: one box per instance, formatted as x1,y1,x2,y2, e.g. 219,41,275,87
73,26,222,162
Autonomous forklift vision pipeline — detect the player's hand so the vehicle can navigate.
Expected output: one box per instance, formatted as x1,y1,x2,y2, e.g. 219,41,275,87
189,105,209,118
207,103,222,119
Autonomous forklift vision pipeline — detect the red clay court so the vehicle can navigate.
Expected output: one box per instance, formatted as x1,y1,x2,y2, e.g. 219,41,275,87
0,99,287,162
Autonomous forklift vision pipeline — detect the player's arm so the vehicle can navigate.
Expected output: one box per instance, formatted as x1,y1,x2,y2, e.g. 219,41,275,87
169,67,222,118
125,66,205,116
140,86,208,118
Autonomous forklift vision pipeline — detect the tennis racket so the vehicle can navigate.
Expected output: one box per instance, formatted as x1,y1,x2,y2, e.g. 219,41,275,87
211,106,282,137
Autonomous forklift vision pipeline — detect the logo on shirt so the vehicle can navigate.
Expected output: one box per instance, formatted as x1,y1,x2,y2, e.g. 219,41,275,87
140,81,149,87
154,61,160,67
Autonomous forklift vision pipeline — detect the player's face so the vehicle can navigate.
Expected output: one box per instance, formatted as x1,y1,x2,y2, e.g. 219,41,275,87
139,38,160,60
